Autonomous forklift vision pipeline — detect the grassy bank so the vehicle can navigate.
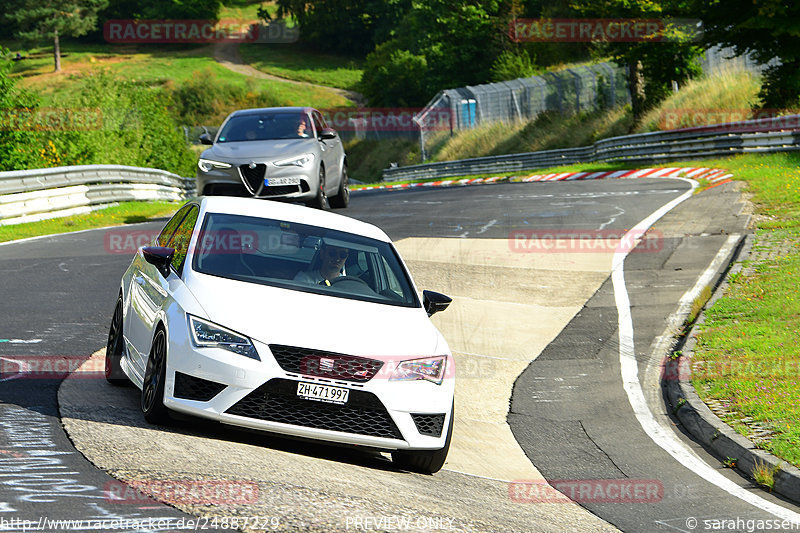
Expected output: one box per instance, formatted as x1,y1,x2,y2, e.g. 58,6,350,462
0,202,179,244
682,152,800,468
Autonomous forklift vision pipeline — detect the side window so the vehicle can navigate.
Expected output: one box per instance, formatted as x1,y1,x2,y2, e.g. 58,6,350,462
157,205,191,246
381,257,403,296
312,112,324,136
167,206,199,276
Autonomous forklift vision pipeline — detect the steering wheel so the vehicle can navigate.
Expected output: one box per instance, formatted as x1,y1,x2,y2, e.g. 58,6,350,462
322,276,372,289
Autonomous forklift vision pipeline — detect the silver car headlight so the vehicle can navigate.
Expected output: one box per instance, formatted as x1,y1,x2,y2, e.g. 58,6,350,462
274,153,315,168
390,356,447,385
188,315,259,360
198,159,232,173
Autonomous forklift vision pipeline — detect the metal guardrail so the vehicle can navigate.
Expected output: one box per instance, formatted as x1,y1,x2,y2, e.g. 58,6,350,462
383,115,800,182
0,165,195,225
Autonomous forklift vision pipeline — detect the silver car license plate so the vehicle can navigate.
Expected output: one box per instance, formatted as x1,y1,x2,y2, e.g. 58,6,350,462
265,176,301,187
297,382,349,405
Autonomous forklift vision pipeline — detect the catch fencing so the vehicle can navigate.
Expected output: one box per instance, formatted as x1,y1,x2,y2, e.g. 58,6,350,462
0,165,195,225
383,114,800,182
413,62,630,158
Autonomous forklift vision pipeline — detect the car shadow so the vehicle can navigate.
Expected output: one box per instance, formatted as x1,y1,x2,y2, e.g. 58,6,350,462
60,374,402,474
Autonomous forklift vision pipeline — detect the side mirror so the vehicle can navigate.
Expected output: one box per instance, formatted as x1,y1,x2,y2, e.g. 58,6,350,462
319,128,337,140
423,290,452,317
199,133,213,145
143,246,175,278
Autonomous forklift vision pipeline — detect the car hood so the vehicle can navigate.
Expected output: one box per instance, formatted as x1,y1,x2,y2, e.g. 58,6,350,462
204,139,315,161
186,273,446,358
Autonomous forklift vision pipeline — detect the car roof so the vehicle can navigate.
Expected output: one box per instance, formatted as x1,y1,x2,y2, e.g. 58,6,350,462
229,107,314,116
197,197,392,243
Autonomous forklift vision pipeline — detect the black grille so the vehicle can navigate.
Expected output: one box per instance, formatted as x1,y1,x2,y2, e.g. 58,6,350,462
225,378,403,440
411,413,445,437
260,185,300,196
174,372,227,401
239,164,267,192
269,344,384,383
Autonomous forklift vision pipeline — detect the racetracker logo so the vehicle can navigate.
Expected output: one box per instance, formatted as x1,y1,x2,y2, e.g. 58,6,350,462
658,109,800,132
0,355,103,379
321,108,451,132
0,108,102,131
104,19,298,43
508,229,664,254
104,480,259,505
103,229,260,255
509,479,663,503
509,18,702,43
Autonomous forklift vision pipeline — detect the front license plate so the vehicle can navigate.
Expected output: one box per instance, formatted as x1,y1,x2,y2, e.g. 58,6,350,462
297,382,349,405
265,176,301,187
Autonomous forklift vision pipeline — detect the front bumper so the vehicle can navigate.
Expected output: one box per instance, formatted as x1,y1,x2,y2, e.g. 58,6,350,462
161,333,454,451
196,163,317,201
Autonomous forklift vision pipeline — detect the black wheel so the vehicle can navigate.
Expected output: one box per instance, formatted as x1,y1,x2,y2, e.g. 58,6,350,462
141,328,171,425
105,297,130,386
329,164,349,209
392,402,454,474
307,165,329,210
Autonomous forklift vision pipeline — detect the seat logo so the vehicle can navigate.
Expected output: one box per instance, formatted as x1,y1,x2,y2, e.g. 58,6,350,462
319,358,335,372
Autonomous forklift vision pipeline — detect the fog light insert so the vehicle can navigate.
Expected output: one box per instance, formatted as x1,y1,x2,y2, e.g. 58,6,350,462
411,413,445,437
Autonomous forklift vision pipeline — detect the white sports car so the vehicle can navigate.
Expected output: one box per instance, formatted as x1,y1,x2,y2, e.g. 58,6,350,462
105,196,455,473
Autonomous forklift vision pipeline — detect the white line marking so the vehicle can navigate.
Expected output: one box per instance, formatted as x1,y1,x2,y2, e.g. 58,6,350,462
612,177,800,521
477,219,498,234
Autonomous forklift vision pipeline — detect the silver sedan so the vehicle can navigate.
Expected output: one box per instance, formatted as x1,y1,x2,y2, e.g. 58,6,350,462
196,107,349,209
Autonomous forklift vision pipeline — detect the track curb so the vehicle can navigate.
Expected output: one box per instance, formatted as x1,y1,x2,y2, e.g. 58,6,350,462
350,167,733,194
663,233,800,504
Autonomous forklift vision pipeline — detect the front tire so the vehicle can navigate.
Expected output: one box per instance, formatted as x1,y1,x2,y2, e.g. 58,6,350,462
105,297,129,386
307,165,329,210
141,328,171,425
392,403,454,474
329,164,349,209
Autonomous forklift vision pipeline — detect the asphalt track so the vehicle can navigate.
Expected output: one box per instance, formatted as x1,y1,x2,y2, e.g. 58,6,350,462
1,179,799,531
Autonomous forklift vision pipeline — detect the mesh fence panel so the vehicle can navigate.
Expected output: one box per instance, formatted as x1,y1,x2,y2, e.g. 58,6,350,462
414,62,630,158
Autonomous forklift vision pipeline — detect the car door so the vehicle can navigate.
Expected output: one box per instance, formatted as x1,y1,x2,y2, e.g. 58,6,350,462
127,205,199,378
313,110,341,194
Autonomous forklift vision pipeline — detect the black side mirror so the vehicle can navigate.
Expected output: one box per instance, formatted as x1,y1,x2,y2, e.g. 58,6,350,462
143,246,175,278
423,290,452,317
199,133,213,145
319,128,337,140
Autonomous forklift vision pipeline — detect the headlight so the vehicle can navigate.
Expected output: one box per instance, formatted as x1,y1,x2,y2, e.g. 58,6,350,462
188,315,259,360
274,153,315,167
390,356,447,385
198,159,232,172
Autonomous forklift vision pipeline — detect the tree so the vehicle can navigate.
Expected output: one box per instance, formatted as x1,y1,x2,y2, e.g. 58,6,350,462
274,0,412,56
6,0,108,72
697,0,800,109
570,0,703,123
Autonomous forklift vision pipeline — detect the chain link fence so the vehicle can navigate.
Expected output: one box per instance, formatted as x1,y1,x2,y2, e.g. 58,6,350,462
413,62,630,159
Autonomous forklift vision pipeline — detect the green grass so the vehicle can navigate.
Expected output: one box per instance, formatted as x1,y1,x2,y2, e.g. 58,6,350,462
685,152,800,468
432,107,633,162
636,67,763,133
0,201,180,243
239,43,363,90
6,39,351,120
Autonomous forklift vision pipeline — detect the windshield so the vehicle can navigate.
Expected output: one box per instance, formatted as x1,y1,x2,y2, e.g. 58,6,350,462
217,112,312,142
192,212,420,308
